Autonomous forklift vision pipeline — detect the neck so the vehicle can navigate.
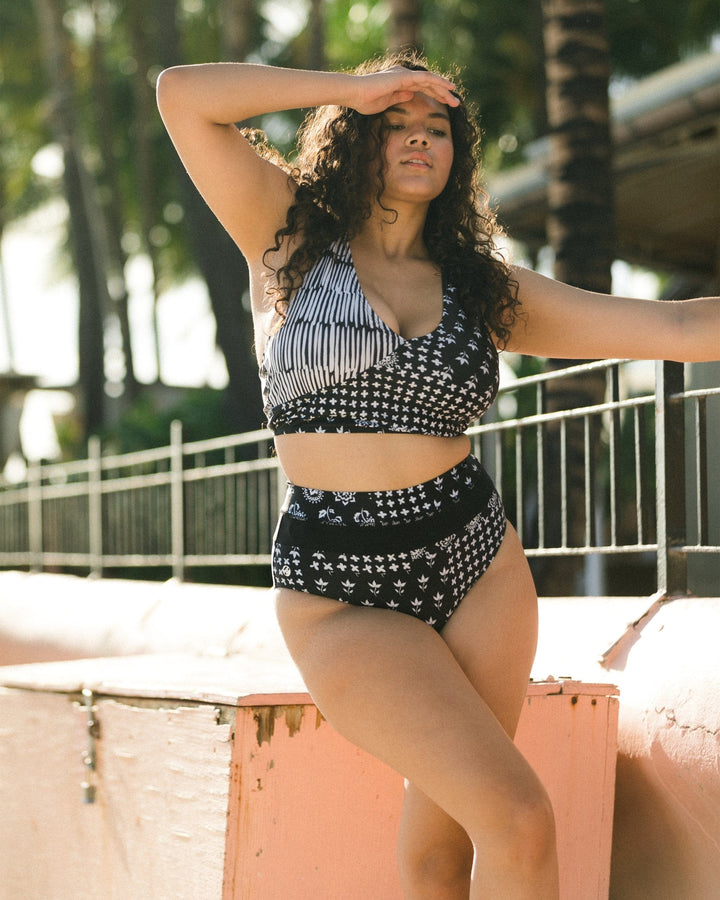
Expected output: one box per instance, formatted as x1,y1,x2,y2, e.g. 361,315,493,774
356,203,430,260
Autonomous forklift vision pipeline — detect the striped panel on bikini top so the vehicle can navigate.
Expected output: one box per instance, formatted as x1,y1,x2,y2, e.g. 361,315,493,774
260,241,402,411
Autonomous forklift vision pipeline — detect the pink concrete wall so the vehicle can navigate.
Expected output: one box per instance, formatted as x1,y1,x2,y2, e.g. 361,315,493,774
0,655,618,900
0,688,233,900
8,575,719,898
533,594,720,900
602,598,720,900
224,681,617,899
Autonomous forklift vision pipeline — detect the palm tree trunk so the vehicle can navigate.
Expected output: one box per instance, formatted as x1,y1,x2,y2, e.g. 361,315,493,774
306,0,326,70
33,0,107,438
89,0,139,401
221,0,256,60
535,0,616,595
128,0,164,383
388,0,422,53
156,0,263,434
542,0,615,291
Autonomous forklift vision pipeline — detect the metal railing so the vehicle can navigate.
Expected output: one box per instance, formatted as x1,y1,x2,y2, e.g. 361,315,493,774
1,360,718,593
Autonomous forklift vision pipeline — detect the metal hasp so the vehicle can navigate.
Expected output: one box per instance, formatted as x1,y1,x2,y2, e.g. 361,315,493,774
655,360,687,595
80,688,99,804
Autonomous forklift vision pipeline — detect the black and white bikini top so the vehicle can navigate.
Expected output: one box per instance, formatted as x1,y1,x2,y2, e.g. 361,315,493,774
259,239,499,436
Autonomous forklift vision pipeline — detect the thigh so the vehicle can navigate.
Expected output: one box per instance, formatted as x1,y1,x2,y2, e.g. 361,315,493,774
399,522,539,849
274,542,542,835
441,520,538,735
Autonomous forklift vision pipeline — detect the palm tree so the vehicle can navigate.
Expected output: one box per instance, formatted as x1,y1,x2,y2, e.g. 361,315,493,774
389,0,422,52
534,0,615,594
154,0,264,434
32,0,107,436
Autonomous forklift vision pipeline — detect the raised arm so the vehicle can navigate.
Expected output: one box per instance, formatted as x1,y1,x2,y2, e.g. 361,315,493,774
156,63,458,261
506,266,720,363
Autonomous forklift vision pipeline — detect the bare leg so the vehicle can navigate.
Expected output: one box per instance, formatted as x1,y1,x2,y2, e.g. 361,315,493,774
275,524,559,899
397,524,557,898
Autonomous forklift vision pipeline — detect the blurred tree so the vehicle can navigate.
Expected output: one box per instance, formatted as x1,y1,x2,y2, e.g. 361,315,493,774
150,0,265,434
88,0,139,399
389,0,422,51
32,0,107,435
127,0,164,383
533,0,615,595
306,0,326,69
3,0,719,449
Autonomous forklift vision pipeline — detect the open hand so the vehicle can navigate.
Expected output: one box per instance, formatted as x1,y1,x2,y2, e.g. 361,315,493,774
349,66,460,115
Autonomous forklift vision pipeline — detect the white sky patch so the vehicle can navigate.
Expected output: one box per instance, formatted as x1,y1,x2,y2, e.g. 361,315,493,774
261,0,309,42
2,203,229,459
1,201,78,385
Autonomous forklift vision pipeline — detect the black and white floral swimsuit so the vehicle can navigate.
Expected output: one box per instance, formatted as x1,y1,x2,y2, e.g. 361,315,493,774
260,239,506,631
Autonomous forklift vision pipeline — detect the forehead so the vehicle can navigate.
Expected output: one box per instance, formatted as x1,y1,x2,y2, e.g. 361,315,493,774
385,93,451,121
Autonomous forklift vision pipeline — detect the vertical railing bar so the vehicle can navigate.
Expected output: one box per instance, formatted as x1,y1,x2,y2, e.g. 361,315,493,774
494,430,503,499
88,436,102,577
27,460,43,572
633,406,644,546
655,361,687,595
536,383,545,549
560,418,568,548
185,475,194,559
215,468,224,556
124,463,132,560
122,476,129,557
225,473,234,555
248,469,258,555
143,476,151,559
608,366,619,548
237,474,247,555
584,414,592,547
695,396,708,545
170,420,185,580
258,464,269,555
515,426,523,544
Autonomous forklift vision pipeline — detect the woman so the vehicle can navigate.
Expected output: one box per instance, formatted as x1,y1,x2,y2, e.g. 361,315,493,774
157,54,718,898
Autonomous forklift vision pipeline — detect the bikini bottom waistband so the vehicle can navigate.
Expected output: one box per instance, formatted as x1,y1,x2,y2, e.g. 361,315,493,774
275,454,500,554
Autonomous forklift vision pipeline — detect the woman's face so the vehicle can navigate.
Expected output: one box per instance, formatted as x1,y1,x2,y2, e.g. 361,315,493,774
377,92,455,207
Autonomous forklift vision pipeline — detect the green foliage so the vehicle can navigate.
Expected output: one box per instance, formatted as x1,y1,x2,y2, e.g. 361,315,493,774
607,0,720,75
102,386,232,453
0,1,54,222
3,0,718,450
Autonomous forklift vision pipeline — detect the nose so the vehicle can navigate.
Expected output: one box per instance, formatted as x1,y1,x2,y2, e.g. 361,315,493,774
406,127,430,147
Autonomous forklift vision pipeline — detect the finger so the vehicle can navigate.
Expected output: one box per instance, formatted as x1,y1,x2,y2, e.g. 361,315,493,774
396,72,459,106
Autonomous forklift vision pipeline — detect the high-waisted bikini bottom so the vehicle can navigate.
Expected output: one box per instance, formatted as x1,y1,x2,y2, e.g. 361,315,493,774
272,454,506,631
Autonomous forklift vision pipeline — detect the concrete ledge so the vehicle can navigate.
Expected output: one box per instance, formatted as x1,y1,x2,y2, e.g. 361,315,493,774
0,570,284,664
0,655,617,900
3,573,719,897
530,592,720,900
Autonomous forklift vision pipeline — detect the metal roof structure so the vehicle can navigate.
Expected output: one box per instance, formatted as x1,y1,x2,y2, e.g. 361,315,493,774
488,52,720,282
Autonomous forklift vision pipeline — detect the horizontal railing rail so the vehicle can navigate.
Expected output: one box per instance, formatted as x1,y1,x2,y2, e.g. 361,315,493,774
1,360,717,594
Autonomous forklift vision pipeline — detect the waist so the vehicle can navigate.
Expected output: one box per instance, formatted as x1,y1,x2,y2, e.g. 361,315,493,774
276,453,500,552
274,432,471,492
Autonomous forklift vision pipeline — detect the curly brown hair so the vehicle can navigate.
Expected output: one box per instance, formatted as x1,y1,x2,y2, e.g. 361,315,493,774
251,52,520,347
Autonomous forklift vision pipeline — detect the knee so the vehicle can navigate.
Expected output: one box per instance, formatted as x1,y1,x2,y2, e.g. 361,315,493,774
398,836,474,896
478,783,557,875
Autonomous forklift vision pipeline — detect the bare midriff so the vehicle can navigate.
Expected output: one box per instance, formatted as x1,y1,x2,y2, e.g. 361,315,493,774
273,432,472,491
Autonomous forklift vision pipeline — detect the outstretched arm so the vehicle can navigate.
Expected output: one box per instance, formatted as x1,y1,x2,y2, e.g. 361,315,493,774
156,63,458,261
507,266,719,363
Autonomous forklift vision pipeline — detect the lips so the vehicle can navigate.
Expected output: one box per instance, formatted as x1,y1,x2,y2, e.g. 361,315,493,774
402,154,432,168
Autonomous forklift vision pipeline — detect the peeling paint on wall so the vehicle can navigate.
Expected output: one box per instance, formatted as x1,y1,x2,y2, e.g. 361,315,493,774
253,704,305,746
